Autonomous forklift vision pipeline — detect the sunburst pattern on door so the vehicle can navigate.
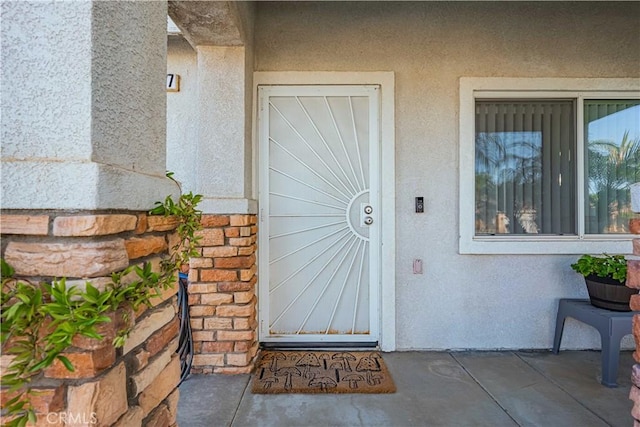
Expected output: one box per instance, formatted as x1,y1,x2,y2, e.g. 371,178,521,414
259,86,380,341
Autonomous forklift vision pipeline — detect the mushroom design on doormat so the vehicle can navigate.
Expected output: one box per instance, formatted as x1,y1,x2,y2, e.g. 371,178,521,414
275,366,301,390
295,352,321,378
355,355,382,386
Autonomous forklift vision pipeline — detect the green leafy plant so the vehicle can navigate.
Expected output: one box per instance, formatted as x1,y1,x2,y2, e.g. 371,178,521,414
1,187,202,426
570,253,628,283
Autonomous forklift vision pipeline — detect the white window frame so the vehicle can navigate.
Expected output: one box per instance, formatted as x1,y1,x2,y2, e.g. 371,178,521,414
460,78,640,255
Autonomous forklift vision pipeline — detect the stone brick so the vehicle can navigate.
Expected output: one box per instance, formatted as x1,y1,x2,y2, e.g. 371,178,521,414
234,291,255,304
217,330,255,341
190,318,204,330
230,215,252,226
53,214,137,236
0,214,49,235
201,269,238,282
67,362,127,426
214,254,256,269
0,355,15,382
192,354,224,367
240,227,252,237
632,364,640,388
19,385,66,413
224,227,240,238
189,257,213,268
123,304,175,355
71,306,134,350
201,293,234,305
145,404,172,427
631,219,640,234
5,240,129,278
188,268,199,282
149,282,179,308
234,341,253,352
132,348,151,372
634,239,640,256
146,317,180,357
188,293,201,305
633,398,640,423
125,235,167,260
226,352,252,367
114,406,144,427
202,246,238,258
167,232,181,254
237,245,257,256
214,366,254,374
200,215,229,227
218,276,256,292
250,225,258,234
629,260,640,289
131,346,173,396
635,316,640,363
195,229,224,246
147,215,179,232
229,237,253,247
240,265,257,281
188,283,218,293
631,384,640,405
138,355,180,416
190,305,216,317
201,341,235,353
632,295,640,312
233,317,256,330
192,331,215,341
204,317,233,330
216,302,255,318
135,213,148,234
44,347,115,379
165,388,180,425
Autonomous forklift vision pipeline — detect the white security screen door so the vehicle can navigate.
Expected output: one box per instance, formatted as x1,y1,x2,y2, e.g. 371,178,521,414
258,85,381,345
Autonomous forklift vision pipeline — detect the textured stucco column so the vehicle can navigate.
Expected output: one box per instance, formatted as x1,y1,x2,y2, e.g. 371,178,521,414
1,2,181,424
1,0,177,210
194,45,256,214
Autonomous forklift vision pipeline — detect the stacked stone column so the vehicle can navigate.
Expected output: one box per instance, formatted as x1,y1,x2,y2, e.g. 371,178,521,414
0,212,182,426
187,214,259,374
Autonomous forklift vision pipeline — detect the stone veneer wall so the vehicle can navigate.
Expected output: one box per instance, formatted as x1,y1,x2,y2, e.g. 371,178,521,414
187,214,259,374
0,212,181,426
629,217,640,424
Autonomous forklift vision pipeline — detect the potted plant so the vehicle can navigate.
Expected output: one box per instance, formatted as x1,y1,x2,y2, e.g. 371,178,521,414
570,253,635,311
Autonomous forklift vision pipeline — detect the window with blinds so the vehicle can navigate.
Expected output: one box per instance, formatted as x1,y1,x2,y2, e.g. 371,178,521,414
584,100,640,234
474,99,639,237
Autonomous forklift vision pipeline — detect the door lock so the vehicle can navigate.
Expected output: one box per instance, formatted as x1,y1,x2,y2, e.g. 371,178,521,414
360,203,374,226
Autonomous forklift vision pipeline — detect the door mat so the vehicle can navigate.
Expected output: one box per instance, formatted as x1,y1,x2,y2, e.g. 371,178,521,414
251,350,396,394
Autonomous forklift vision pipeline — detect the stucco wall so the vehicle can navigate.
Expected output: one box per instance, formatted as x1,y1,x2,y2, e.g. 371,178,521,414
166,1,640,350
251,1,640,350
167,36,198,193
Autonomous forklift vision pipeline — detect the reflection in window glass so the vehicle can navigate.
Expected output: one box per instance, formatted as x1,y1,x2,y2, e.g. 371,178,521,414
585,100,640,234
475,101,575,235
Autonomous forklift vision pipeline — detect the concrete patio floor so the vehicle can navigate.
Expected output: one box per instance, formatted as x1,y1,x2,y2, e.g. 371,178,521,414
178,350,634,427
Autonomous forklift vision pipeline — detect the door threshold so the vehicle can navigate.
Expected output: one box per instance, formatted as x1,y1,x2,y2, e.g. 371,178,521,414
260,342,379,351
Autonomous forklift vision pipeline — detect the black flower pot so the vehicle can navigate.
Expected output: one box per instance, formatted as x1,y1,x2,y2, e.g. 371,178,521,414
584,274,636,312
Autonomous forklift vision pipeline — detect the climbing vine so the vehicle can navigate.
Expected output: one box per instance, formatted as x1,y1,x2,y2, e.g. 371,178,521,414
0,190,202,426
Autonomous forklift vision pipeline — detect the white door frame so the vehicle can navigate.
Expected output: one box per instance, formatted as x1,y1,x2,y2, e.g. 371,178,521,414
253,72,396,351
